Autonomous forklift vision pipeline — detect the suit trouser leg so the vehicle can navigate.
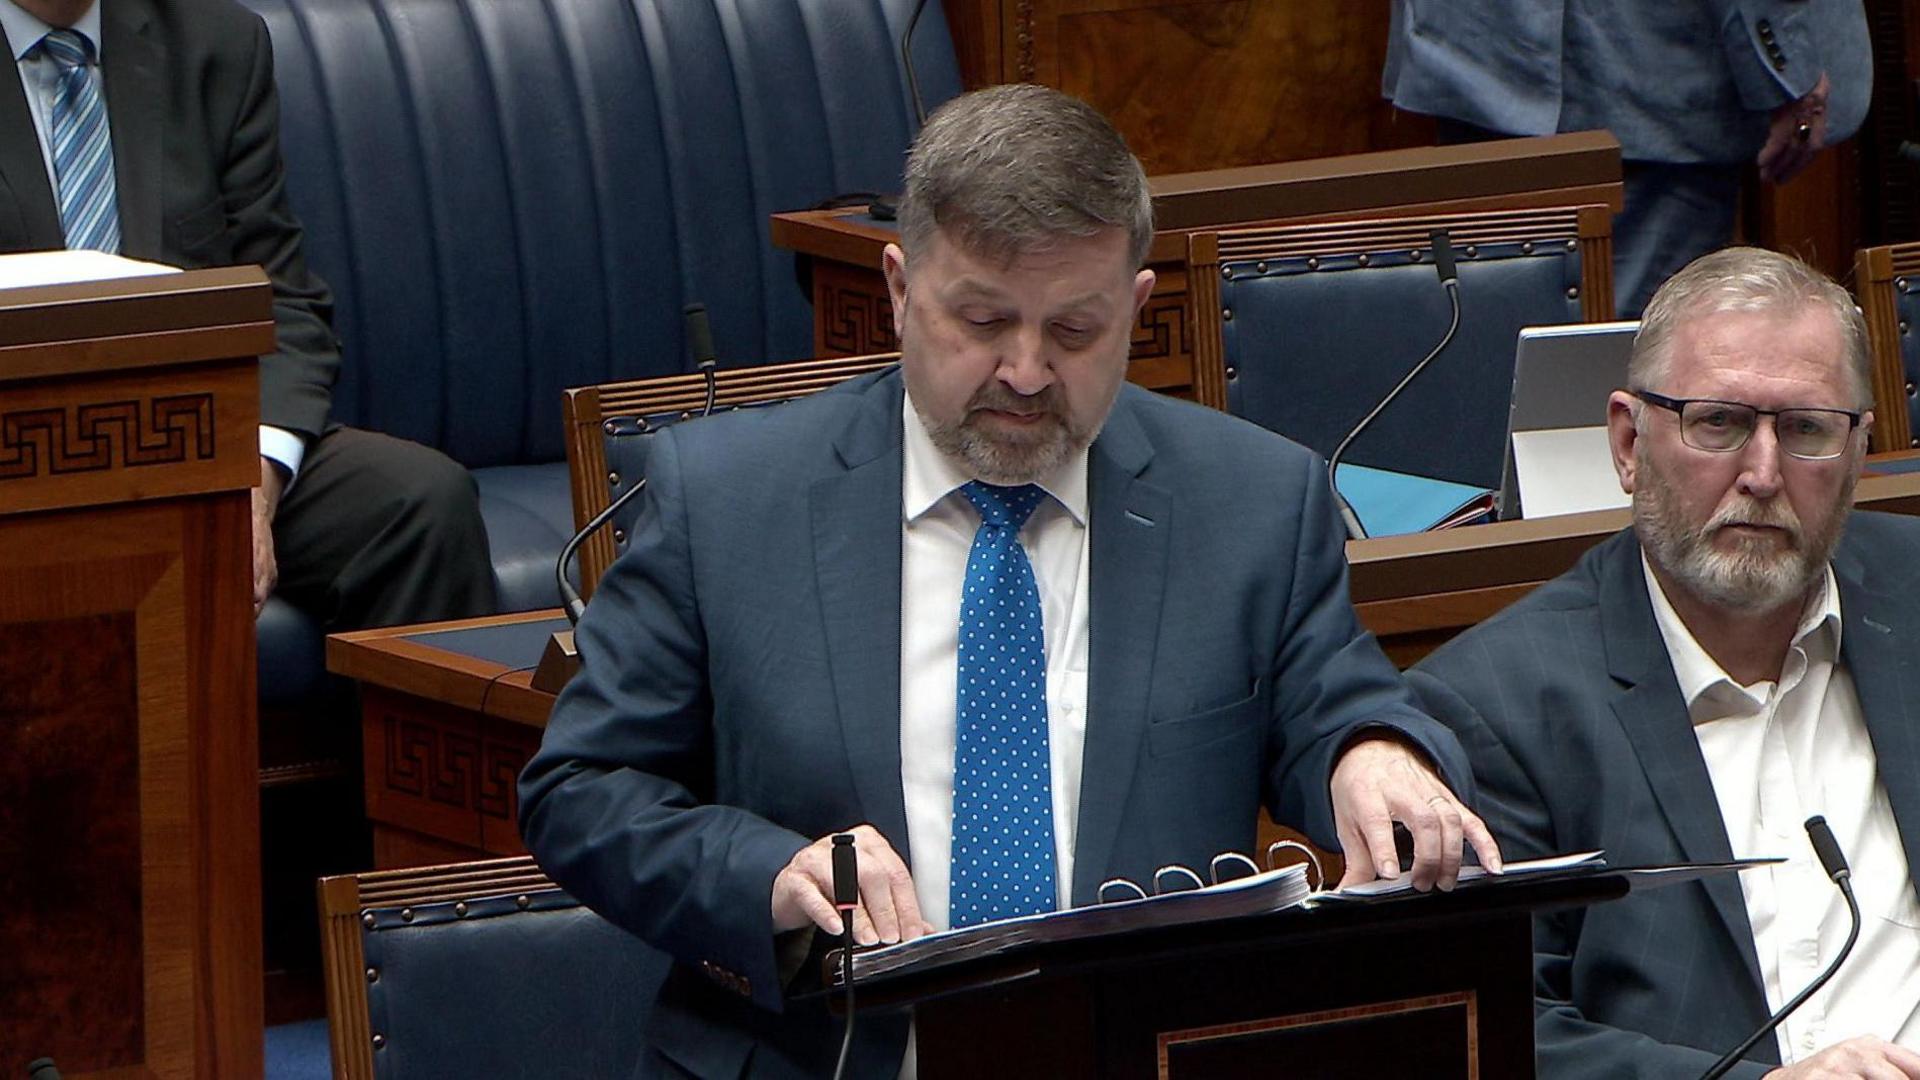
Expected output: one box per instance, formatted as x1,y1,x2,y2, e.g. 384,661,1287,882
271,425,497,630
1612,162,1742,320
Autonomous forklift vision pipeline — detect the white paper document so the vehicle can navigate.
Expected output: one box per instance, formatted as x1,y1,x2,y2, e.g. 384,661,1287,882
1323,850,1606,899
1511,426,1630,519
0,250,181,290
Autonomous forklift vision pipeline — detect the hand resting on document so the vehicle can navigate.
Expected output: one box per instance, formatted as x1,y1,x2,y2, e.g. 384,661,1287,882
773,824,934,945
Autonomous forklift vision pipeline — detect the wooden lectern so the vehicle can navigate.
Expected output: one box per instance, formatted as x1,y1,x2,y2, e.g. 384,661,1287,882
0,267,273,1078
855,873,1630,1080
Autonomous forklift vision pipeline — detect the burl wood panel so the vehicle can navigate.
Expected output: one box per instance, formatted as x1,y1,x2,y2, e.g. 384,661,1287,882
0,497,260,1079
0,613,144,1071
1002,0,1428,175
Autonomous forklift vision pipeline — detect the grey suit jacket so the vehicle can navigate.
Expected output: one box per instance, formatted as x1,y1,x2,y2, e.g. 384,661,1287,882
519,368,1474,1079
0,0,337,439
1384,0,1872,165
1411,515,1920,1079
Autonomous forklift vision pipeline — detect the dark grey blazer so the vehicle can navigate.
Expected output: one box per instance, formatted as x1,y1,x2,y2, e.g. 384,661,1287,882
1411,514,1920,1079
520,368,1474,1078
0,0,337,439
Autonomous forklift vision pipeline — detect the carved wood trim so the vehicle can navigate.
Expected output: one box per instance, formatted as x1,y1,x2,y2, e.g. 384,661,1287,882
0,392,215,480
1186,232,1228,411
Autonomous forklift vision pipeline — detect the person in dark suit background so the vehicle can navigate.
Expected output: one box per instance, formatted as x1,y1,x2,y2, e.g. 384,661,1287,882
0,0,495,629
1411,248,1920,1078
519,83,1502,1079
1383,0,1872,318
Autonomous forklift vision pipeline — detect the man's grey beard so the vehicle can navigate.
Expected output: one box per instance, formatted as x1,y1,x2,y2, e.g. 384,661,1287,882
919,384,1096,485
1632,447,1851,613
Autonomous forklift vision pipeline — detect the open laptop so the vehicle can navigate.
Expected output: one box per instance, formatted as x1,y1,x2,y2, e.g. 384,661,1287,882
1496,321,1639,520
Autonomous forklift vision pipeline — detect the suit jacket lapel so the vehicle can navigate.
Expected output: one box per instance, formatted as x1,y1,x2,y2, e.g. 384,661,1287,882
1071,396,1169,905
1834,541,1920,887
1600,537,1764,991
0,21,60,248
100,0,161,259
811,376,910,862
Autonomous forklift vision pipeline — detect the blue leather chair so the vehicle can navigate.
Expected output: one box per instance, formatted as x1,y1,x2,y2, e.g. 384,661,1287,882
1854,242,1920,455
319,856,666,1079
1187,205,1615,492
241,0,961,696
562,353,900,597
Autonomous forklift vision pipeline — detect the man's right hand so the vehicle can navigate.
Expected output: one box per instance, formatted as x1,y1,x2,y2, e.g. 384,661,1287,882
1763,1036,1920,1079
771,824,932,946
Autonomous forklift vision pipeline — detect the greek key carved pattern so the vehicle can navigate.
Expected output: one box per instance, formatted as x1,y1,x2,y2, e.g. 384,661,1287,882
1129,295,1187,362
478,741,530,821
384,716,479,810
0,393,215,481
822,285,896,355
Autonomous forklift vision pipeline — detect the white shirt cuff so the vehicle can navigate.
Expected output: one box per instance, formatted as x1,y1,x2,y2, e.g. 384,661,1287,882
258,424,307,486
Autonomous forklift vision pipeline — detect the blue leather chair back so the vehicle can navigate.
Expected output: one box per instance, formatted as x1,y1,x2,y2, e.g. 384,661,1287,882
1892,278,1920,443
1214,210,1603,491
245,0,959,468
358,886,665,1079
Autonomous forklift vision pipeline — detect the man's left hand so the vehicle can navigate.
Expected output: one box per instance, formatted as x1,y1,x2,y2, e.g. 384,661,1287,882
1757,72,1830,185
1330,735,1502,892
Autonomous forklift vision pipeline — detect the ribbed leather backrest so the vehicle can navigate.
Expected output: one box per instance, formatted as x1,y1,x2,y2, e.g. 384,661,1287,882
361,889,665,1080
1223,242,1584,491
246,0,959,467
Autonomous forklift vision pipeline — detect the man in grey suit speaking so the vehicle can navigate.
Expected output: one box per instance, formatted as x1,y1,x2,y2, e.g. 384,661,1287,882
520,84,1499,1078
1413,248,1920,1078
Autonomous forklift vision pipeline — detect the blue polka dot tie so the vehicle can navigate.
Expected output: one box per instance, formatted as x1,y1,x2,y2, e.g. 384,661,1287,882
949,480,1056,928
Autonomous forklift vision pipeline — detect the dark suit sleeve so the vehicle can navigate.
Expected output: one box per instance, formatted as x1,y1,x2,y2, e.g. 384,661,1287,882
219,15,338,440
1407,664,1772,1080
519,428,812,1014
1261,452,1476,847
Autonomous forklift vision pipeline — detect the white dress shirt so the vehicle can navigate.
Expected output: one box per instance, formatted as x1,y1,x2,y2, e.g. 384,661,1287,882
0,0,305,478
898,391,1091,933
1646,559,1920,1063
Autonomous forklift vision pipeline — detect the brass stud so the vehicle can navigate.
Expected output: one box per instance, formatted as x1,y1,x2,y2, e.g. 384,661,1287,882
1908,382,1916,396
366,967,379,984
1565,240,1576,251
607,471,620,486
1221,266,1233,280
1566,286,1580,300
1225,365,1238,380
361,912,375,929
680,410,694,421
1410,250,1423,262
1899,278,1910,293
1902,320,1911,335
516,895,531,910
1222,308,1233,322
1464,245,1479,258
1255,260,1268,274
603,420,617,435
613,529,627,544
372,1034,387,1050
1912,438,1918,448
1521,241,1535,255
1356,253,1371,267
454,902,469,918
1307,256,1320,270
400,908,414,923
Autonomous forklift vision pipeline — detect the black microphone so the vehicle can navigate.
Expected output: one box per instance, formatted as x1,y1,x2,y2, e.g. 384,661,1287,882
1324,229,1463,540
1699,816,1862,1080
554,306,722,623
26,1059,61,1080
869,0,933,222
830,832,860,1080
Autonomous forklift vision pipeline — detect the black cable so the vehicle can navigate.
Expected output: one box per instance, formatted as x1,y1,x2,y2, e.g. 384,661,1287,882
1326,278,1461,539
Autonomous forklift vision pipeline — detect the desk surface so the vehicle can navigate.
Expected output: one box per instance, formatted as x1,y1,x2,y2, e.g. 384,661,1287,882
327,608,567,728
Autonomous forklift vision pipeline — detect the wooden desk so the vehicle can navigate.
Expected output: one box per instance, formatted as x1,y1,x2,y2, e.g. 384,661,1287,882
774,132,1623,399
0,268,273,1079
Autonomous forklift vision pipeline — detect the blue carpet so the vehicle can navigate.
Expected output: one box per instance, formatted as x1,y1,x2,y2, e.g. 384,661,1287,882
266,1019,332,1080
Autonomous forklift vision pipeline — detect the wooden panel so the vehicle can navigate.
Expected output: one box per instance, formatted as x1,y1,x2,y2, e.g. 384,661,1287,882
1747,141,1863,283
971,0,1421,175
0,498,260,1080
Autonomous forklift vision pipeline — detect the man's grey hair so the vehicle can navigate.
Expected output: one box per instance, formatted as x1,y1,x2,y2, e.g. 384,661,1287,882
897,83,1154,269
1629,246,1872,409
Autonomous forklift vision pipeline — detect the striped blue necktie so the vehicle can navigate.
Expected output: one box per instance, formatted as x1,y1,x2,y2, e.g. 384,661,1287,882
42,29,119,253
949,480,1056,928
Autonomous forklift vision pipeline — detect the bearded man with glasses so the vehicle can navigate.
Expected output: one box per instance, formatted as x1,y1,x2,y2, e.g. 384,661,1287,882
1410,247,1920,1079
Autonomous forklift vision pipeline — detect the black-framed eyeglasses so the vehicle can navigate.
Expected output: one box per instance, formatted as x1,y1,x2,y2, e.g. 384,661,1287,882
1631,390,1862,461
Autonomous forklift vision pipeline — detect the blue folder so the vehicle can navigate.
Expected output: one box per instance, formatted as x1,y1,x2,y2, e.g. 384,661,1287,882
1334,463,1494,538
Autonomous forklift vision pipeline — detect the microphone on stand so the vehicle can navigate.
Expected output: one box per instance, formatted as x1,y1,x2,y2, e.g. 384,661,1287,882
533,305,724,690
1325,229,1462,540
1699,816,1862,1080
869,0,934,221
26,1059,61,1080
830,833,860,1080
